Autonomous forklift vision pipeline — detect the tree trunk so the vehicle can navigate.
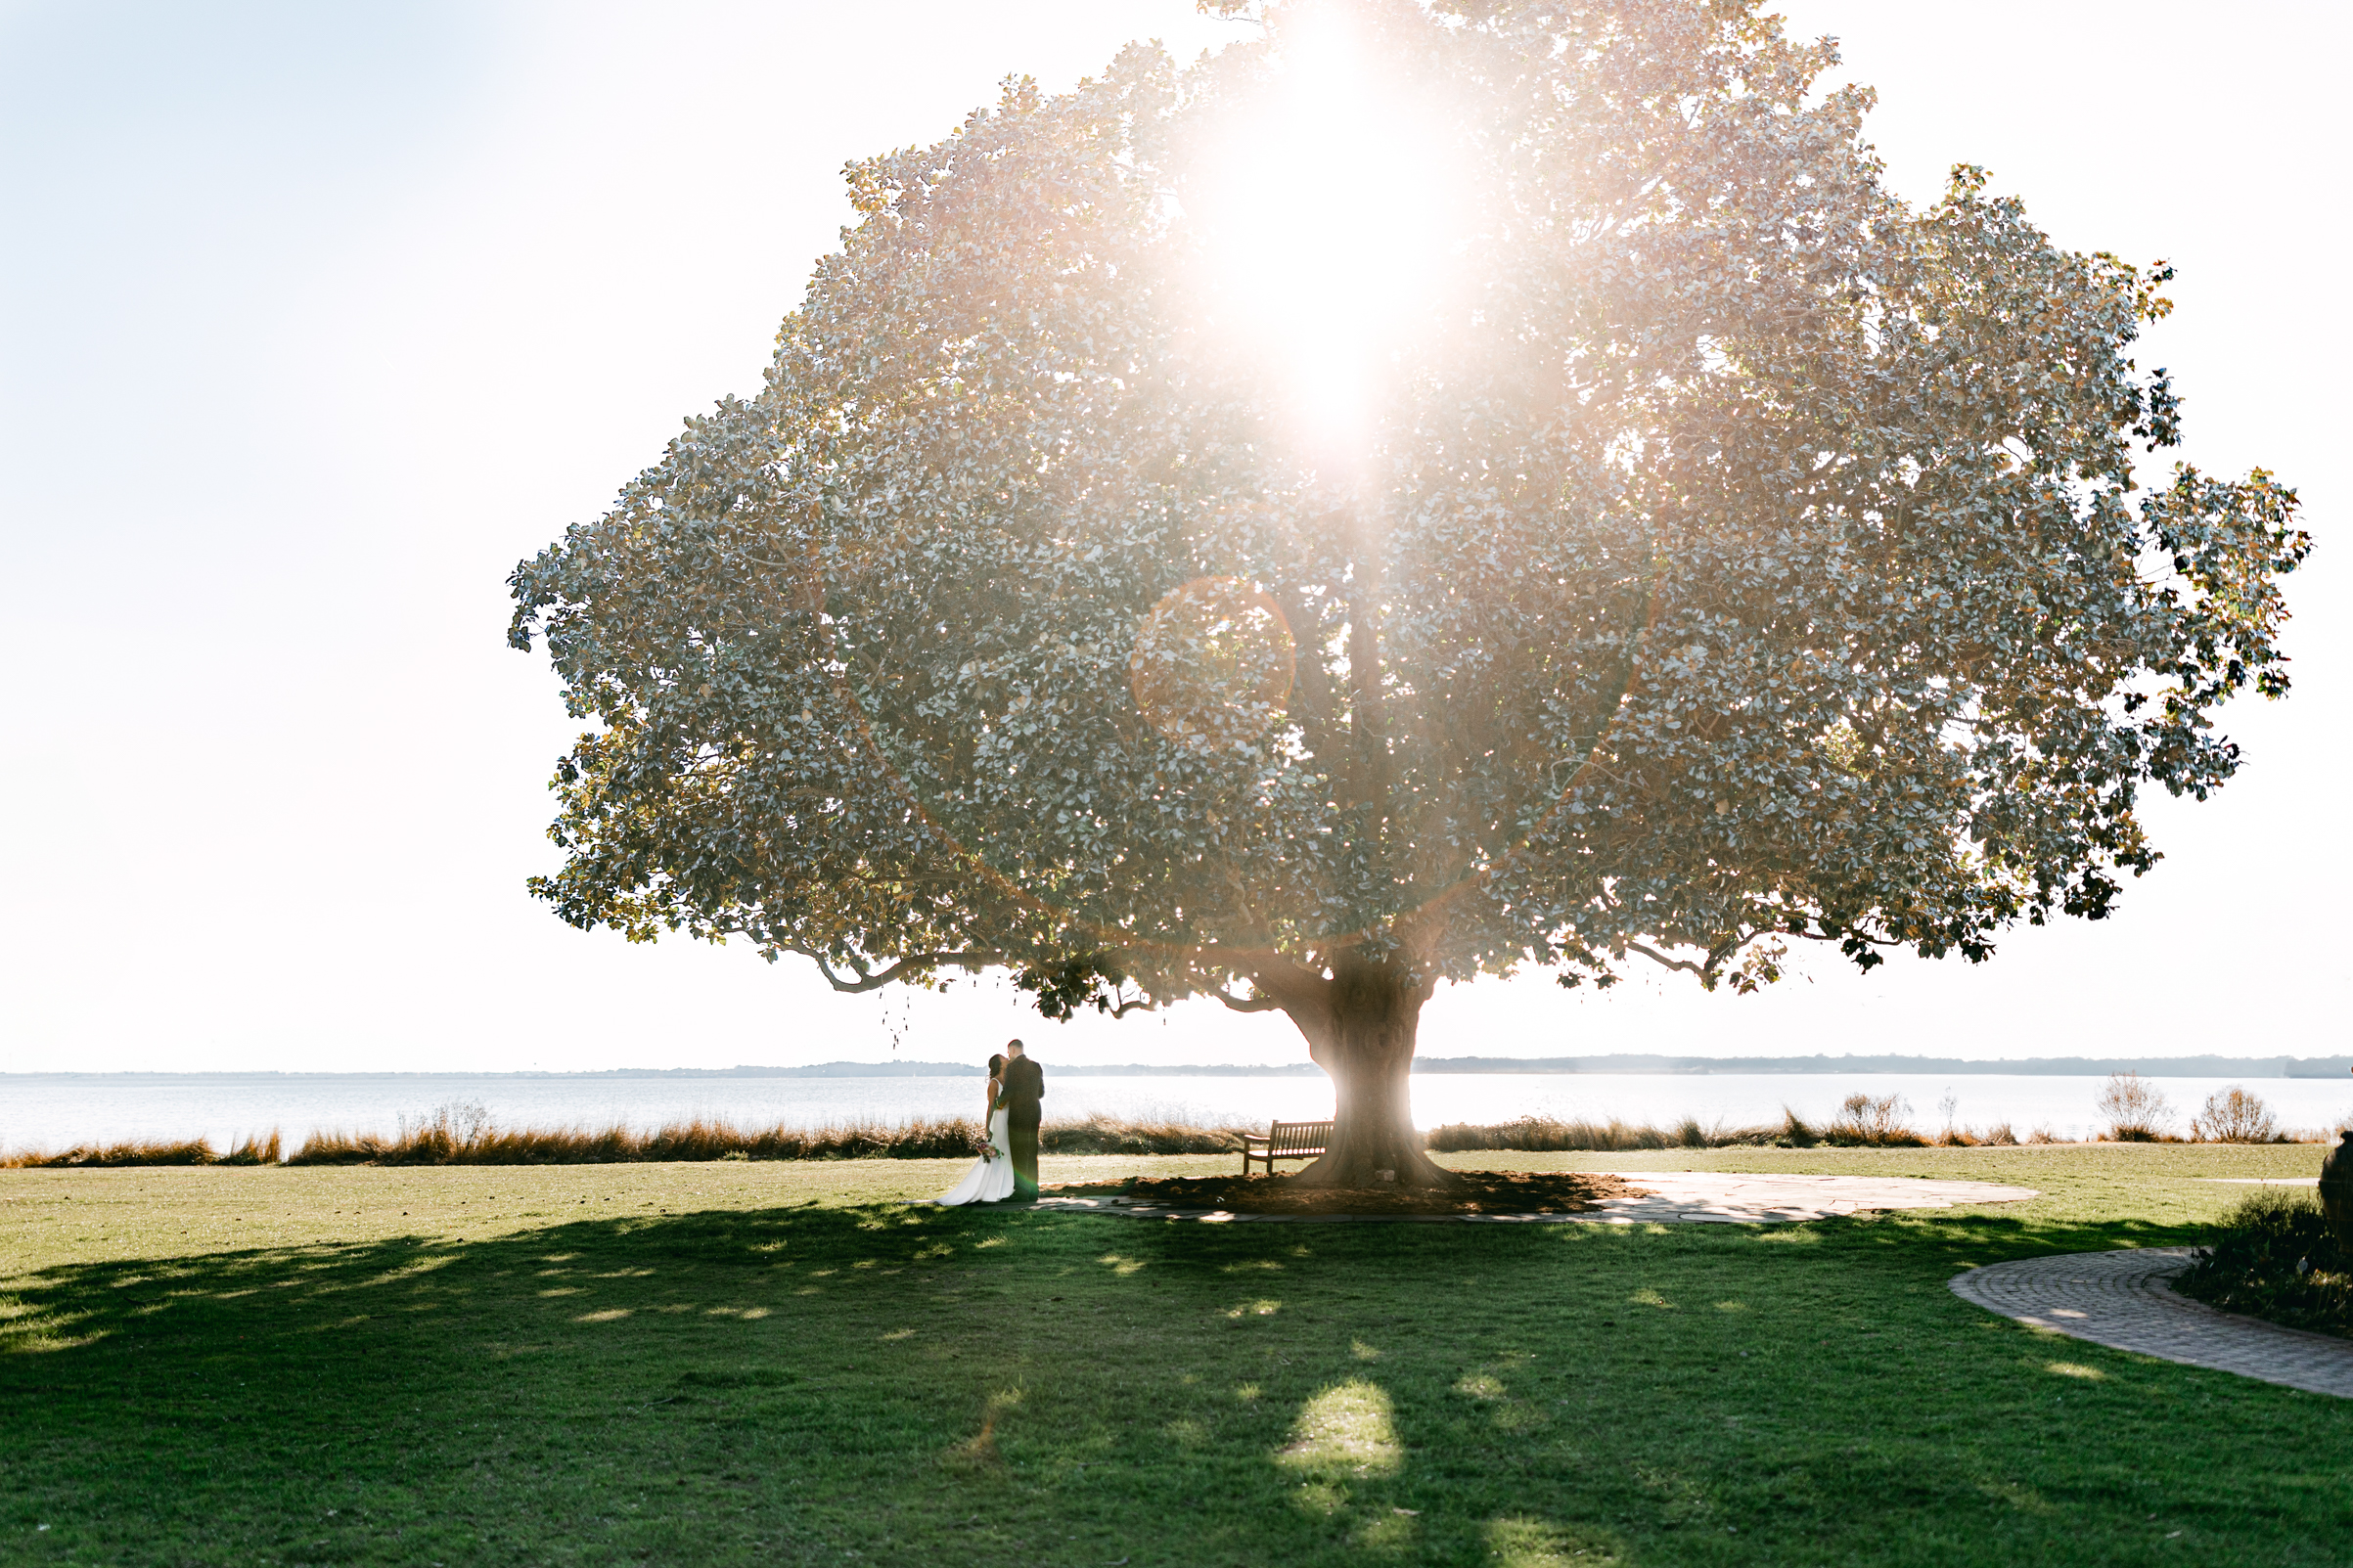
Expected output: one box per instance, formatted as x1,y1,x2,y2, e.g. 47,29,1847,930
1268,953,1459,1189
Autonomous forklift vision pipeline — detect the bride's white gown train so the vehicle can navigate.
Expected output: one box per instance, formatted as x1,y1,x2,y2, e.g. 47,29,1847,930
936,1107,1016,1205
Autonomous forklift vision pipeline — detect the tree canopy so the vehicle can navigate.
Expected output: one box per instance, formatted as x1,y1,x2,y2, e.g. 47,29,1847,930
510,0,2306,1185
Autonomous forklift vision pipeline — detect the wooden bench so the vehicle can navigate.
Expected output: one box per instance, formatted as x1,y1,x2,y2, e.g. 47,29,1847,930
1242,1119,1333,1176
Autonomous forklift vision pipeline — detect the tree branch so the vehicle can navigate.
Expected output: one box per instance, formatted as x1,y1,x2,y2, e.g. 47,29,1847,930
805,950,995,994
1213,986,1286,1013
1624,941,1710,978
1787,926,1899,946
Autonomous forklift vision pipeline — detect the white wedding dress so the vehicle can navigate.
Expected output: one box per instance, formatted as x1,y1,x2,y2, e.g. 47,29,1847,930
936,1106,1016,1205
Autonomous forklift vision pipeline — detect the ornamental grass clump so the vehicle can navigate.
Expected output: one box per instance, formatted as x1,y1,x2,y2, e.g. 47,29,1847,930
2174,1188,2351,1338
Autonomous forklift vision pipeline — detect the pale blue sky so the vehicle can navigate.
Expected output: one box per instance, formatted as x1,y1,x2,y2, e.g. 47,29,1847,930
3,3,2344,1072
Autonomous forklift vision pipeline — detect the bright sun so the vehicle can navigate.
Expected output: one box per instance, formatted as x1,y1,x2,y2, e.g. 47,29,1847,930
1183,4,1472,468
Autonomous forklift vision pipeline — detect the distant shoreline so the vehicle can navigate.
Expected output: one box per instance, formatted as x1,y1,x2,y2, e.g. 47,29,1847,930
9,1053,2347,1080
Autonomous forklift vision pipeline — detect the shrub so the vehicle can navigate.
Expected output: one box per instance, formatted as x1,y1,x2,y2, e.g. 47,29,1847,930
2173,1188,2350,1337
2191,1085,2279,1143
2095,1071,2174,1141
2099,1067,2164,1142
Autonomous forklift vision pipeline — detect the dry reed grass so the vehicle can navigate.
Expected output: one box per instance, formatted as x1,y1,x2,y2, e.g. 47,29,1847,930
2,1130,282,1169
1927,1122,2020,1147
1821,1093,1930,1147
269,1103,1245,1166
41,1098,2330,1168
19,1109,1833,1166
1428,1102,2061,1153
1426,1110,1822,1152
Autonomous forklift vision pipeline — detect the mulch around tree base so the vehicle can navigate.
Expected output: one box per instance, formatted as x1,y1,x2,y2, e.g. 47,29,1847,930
1046,1170,1650,1217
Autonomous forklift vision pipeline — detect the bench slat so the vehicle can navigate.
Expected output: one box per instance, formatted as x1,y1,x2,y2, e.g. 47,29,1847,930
1242,1118,1335,1176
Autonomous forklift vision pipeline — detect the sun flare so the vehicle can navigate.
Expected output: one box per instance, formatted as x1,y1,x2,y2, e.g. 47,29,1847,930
1183,5,1473,466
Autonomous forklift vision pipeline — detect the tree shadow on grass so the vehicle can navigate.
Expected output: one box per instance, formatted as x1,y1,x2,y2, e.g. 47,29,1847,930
1043,1206,2353,1561
3,1202,2345,1565
0,1201,1068,1564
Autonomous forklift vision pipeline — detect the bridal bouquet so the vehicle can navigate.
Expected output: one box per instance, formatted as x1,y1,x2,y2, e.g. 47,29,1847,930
974,1140,1000,1162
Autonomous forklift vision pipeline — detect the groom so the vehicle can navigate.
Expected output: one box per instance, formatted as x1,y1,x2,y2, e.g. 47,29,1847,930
1000,1038,1045,1201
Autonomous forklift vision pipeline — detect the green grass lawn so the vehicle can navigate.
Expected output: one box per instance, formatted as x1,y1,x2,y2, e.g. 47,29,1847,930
3,1144,2344,1566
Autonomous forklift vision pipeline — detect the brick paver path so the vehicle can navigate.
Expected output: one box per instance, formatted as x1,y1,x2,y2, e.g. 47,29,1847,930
1949,1248,2353,1399
1032,1171,2038,1226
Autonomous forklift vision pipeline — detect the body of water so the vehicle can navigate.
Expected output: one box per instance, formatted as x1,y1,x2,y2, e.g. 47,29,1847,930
5,1070,2349,1154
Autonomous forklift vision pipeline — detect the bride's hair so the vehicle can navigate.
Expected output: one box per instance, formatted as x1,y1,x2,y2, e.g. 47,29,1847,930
987,1053,1006,1076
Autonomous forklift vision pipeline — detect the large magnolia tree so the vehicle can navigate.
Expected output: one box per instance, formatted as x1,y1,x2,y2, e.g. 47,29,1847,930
510,0,2306,1187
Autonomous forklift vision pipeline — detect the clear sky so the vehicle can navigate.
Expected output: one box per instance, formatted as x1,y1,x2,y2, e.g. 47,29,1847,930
2,2,2344,1074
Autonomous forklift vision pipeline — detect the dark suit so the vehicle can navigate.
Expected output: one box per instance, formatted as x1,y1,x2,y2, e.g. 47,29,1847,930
1001,1055,1045,1199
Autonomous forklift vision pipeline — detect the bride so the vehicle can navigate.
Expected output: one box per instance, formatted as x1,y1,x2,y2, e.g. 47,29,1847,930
935,1053,1016,1205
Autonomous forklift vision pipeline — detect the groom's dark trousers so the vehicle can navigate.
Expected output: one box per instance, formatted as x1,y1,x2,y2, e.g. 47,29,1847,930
1002,1055,1045,1199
